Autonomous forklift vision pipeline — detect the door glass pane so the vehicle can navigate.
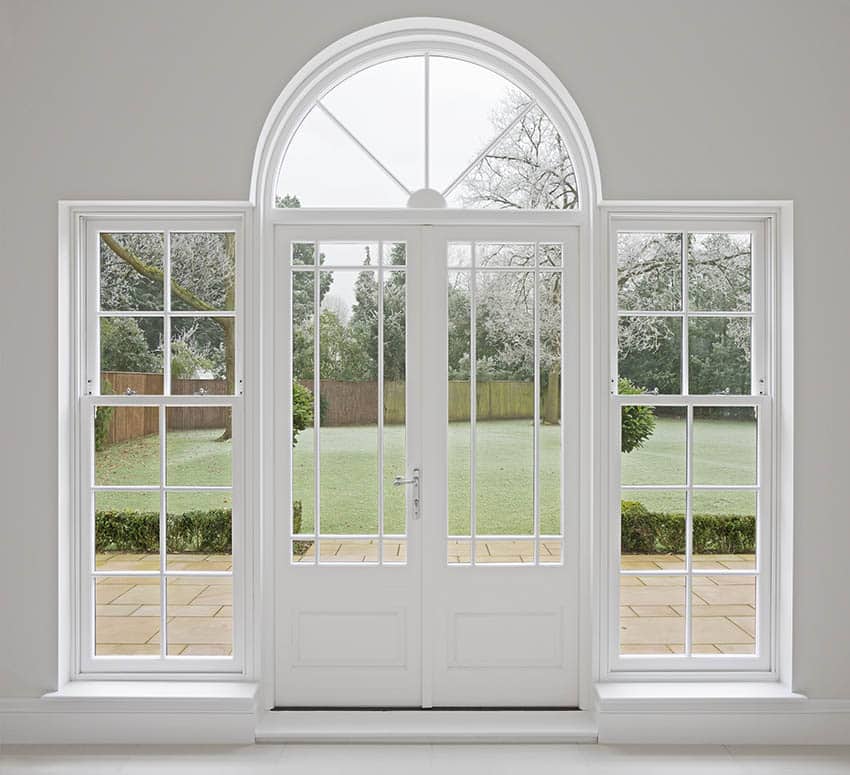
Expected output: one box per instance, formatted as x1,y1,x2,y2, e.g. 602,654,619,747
447,539,472,564
318,265,379,537
292,270,315,536
475,270,534,536
475,539,535,564
475,241,534,268
319,538,378,564
320,241,380,267
383,258,407,535
447,269,472,540
384,539,407,565
539,272,562,537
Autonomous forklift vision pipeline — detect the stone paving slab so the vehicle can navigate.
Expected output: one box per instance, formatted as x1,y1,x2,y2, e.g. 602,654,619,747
94,557,233,657
93,550,755,656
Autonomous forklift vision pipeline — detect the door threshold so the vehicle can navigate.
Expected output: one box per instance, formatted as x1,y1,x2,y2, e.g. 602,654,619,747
255,709,597,743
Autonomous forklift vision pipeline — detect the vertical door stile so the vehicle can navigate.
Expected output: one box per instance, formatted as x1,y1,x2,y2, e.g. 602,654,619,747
377,242,385,566
418,224,439,708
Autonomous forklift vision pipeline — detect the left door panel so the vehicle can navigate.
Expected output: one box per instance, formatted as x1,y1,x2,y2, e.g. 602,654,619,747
274,226,422,706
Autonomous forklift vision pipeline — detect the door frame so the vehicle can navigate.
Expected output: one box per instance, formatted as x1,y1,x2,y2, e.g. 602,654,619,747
259,208,593,710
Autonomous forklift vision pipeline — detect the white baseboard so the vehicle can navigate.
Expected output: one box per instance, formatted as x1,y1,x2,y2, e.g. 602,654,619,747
0,682,258,744
597,707,850,745
255,710,598,743
0,706,256,745
596,683,850,744
3,682,850,745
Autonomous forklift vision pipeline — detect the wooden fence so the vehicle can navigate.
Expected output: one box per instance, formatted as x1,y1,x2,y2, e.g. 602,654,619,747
100,372,561,445
301,377,560,426
100,372,230,444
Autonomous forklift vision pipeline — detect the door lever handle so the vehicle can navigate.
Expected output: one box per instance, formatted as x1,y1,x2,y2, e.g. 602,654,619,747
392,467,421,520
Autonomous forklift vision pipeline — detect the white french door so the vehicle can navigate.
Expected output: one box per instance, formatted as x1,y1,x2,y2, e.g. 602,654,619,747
274,223,579,707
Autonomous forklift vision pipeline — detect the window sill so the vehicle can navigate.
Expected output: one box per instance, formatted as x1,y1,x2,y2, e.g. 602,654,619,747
596,681,806,714
42,680,258,714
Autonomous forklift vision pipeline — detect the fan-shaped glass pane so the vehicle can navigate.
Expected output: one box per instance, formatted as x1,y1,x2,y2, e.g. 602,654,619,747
275,54,578,210
446,105,578,209
277,105,407,208
428,56,525,193
321,56,425,193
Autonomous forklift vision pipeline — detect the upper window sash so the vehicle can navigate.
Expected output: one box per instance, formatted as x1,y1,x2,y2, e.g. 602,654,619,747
84,218,244,400
610,218,768,399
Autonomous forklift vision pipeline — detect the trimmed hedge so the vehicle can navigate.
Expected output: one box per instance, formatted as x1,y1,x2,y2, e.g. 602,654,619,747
621,500,755,555
95,500,756,556
95,509,232,554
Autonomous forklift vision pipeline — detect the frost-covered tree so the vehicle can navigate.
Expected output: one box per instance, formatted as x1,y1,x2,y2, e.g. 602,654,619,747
101,230,237,438
457,91,578,210
617,232,752,394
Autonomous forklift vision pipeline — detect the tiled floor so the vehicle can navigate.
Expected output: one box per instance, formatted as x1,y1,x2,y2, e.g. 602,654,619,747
2,744,850,774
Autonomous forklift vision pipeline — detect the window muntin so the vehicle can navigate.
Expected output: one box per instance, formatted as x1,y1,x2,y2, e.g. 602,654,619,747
613,224,766,666
84,223,241,671
276,55,578,210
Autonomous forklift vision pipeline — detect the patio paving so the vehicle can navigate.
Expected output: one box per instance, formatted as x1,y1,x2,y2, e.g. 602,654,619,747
620,553,756,655
95,549,755,656
95,553,232,656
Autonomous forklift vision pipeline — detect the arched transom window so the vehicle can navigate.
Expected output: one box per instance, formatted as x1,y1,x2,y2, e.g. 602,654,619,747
276,54,579,209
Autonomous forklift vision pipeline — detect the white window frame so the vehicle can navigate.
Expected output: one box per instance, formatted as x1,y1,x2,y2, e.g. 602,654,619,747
597,202,793,682
59,202,255,680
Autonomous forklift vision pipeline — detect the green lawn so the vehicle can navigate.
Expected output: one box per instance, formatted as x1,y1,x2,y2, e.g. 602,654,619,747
622,414,756,515
95,427,233,513
293,420,561,535
95,417,757,532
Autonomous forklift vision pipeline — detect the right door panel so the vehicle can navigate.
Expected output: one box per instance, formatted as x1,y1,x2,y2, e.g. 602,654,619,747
423,226,580,706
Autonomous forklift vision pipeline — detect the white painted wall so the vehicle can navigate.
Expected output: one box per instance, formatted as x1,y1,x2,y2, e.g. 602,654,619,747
1,0,848,700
